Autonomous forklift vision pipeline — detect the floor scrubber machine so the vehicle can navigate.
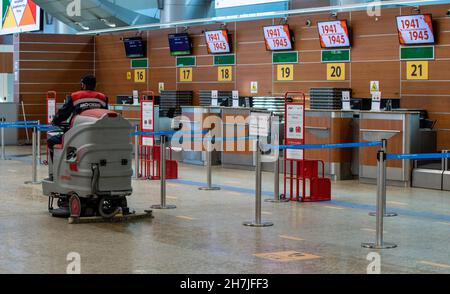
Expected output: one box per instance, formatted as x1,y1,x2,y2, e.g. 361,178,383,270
42,109,149,221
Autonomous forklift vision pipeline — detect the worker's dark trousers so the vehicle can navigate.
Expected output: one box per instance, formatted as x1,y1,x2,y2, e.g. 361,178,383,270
47,134,62,163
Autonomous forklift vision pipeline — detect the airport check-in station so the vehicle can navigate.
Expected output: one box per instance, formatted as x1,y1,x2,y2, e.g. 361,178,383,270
0,0,450,280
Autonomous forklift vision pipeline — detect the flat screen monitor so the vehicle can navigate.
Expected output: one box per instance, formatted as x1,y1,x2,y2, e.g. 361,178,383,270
317,20,351,49
263,24,294,51
396,14,435,45
123,37,145,58
0,0,41,35
168,33,192,56
204,30,231,54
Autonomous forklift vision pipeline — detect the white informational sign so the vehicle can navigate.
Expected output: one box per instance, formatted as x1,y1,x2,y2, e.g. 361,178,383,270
249,112,270,137
47,99,56,123
232,99,239,107
286,149,303,160
318,20,351,48
342,91,351,111
263,25,293,51
211,90,218,106
204,30,231,54
371,91,381,111
158,82,165,93
133,90,139,105
142,101,154,130
250,81,258,94
142,137,154,147
215,0,285,9
286,104,304,140
232,90,239,99
396,14,435,45
370,81,380,93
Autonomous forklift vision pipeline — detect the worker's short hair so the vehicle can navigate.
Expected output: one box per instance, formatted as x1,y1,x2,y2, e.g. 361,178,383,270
81,74,96,90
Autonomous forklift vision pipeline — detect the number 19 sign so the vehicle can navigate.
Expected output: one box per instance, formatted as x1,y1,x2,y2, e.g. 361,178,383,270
396,14,435,45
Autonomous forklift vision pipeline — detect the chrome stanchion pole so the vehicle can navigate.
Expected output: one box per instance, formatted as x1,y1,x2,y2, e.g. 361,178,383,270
1,118,5,160
25,127,41,185
265,152,289,203
362,149,397,249
37,120,41,164
151,135,176,209
133,125,140,180
369,139,397,217
244,139,273,227
199,139,220,190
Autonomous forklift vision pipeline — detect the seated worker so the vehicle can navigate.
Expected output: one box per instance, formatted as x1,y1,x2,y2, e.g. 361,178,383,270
47,74,108,168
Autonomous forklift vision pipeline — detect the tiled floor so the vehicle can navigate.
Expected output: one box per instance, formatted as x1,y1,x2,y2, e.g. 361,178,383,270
0,146,449,274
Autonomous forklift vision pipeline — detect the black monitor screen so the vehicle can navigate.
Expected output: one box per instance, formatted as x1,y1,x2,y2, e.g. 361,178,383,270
168,33,192,56
123,37,145,58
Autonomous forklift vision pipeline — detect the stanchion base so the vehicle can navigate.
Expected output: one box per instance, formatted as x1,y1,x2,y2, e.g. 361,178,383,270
150,204,176,209
243,221,274,227
24,180,42,185
361,242,397,249
198,186,221,191
369,212,398,217
265,198,289,203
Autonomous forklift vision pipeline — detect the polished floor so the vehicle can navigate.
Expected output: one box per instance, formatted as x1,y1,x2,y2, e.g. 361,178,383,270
0,146,449,274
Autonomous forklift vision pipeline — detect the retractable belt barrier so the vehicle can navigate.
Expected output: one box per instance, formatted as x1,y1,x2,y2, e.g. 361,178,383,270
387,152,450,160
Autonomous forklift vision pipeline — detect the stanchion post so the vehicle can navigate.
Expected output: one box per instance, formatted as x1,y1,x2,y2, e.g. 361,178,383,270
133,125,140,180
265,151,289,203
1,117,5,160
151,135,176,209
369,139,397,217
199,139,220,191
243,138,273,227
362,149,397,249
37,120,41,164
25,127,41,185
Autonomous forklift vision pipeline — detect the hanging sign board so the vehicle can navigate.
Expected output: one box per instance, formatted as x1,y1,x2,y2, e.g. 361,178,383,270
371,91,381,111
342,91,351,111
141,100,154,146
249,112,270,137
285,102,305,160
47,98,56,124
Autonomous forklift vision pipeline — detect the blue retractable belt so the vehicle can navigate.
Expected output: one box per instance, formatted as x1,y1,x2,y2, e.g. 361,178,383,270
386,153,450,160
265,141,382,150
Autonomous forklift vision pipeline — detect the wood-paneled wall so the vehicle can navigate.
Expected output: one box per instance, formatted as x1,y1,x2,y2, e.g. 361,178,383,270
13,33,94,140
94,4,450,150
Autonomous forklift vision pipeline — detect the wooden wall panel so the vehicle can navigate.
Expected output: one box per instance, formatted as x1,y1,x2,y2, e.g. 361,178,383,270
89,3,450,150
0,52,13,73
14,33,94,141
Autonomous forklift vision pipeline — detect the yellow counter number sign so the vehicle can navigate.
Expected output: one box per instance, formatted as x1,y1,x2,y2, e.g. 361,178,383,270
277,64,294,81
218,66,232,82
179,67,193,82
134,69,146,83
407,61,428,80
327,63,345,81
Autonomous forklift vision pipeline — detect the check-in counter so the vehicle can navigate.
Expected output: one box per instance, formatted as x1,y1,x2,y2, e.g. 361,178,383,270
305,110,354,180
221,107,254,170
181,106,222,165
359,110,420,186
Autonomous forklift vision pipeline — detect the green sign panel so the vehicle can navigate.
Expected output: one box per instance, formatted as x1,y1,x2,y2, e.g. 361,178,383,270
272,51,298,64
400,46,434,60
321,50,351,62
176,56,196,67
214,54,235,66
131,58,148,69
